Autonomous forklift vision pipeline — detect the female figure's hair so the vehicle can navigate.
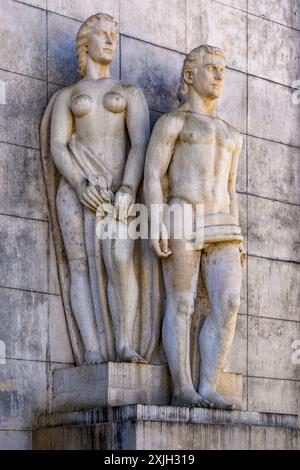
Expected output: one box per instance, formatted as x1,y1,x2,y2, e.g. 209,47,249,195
76,13,119,77
178,45,225,102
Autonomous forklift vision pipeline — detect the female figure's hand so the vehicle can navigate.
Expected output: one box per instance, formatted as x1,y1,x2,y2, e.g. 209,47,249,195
114,185,135,224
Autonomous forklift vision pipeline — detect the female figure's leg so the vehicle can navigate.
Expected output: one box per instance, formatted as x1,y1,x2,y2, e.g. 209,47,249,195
56,178,102,364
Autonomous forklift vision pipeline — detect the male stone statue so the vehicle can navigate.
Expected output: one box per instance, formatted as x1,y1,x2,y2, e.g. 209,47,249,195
144,45,245,409
44,13,149,365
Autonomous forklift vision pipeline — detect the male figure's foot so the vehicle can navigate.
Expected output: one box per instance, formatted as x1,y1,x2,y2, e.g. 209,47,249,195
119,345,147,364
83,351,103,365
199,389,241,411
171,389,211,408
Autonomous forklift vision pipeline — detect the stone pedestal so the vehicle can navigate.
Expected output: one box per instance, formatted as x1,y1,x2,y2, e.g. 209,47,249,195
33,405,300,450
33,364,299,449
52,363,243,412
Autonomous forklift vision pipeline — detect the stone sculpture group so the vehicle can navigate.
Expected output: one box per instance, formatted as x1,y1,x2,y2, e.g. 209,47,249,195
41,13,245,411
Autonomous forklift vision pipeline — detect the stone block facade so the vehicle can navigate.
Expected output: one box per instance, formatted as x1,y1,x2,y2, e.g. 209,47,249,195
0,0,299,449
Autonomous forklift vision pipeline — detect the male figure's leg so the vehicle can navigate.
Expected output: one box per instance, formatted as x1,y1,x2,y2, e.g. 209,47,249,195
162,237,210,407
198,241,242,409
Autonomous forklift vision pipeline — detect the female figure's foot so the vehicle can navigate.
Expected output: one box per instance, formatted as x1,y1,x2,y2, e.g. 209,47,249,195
171,389,211,408
83,351,103,365
118,345,147,364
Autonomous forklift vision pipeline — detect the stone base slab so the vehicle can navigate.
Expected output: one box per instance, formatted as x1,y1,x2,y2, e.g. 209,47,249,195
52,362,242,412
33,405,300,450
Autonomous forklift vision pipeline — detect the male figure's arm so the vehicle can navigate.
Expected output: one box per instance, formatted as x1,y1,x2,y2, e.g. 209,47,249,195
114,86,150,222
144,113,183,258
228,132,246,266
228,132,243,225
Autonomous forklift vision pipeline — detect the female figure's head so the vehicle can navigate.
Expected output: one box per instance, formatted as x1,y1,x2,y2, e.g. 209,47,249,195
76,13,119,77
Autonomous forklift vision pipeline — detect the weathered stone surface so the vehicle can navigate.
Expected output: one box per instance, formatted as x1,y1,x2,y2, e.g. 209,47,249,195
149,110,162,131
38,404,299,430
187,0,247,72
121,36,183,112
0,142,48,220
52,363,171,412
248,76,300,147
0,215,48,292
21,0,46,8
47,13,81,86
248,136,300,205
225,314,247,376
236,140,246,193
221,0,247,9
216,372,243,409
248,257,300,322
237,192,247,245
248,0,300,29
0,287,48,361
52,363,242,412
48,232,61,296
0,360,46,429
47,82,62,99
49,295,74,364
34,405,300,450
0,70,46,149
48,0,119,21
248,377,299,415
248,316,300,381
248,195,300,262
240,265,247,315
0,430,31,450
249,426,300,450
218,69,247,133
120,0,186,52
0,0,46,79
249,15,300,87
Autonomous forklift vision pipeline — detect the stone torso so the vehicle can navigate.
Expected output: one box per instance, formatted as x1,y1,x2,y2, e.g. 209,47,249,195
168,111,237,212
69,78,128,190
166,110,243,243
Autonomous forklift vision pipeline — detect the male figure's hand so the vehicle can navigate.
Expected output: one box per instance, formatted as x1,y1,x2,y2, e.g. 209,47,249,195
150,222,172,258
239,243,247,267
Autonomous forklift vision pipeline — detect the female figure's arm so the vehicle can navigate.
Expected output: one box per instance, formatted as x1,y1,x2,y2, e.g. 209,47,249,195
114,87,150,222
50,88,102,212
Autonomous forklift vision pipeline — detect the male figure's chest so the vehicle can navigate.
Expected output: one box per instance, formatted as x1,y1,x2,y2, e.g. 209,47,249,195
180,114,236,153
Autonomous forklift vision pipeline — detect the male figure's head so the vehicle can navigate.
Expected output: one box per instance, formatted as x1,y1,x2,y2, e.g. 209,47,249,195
178,45,225,102
76,13,119,77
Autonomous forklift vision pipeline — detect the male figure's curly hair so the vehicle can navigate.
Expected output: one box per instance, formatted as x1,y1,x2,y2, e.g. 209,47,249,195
76,13,119,77
178,45,225,102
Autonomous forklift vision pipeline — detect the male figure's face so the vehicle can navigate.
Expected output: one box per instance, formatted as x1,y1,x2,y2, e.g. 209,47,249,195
190,53,225,100
88,19,119,65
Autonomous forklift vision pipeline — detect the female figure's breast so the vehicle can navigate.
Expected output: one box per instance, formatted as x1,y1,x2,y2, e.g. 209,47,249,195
70,94,94,117
103,91,126,114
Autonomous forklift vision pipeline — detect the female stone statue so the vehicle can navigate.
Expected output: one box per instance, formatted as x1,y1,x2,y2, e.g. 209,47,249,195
41,13,150,365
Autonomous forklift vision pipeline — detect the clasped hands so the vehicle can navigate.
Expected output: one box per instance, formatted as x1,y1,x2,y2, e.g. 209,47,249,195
76,175,134,223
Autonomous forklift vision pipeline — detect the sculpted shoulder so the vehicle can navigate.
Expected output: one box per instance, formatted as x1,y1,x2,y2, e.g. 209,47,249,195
220,117,243,149
51,85,75,109
152,110,186,139
120,84,148,107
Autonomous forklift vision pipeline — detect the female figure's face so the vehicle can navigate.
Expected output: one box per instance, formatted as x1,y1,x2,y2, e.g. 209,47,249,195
88,19,119,65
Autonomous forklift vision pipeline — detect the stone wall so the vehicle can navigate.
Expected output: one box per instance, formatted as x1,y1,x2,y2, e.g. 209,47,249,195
0,0,299,449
